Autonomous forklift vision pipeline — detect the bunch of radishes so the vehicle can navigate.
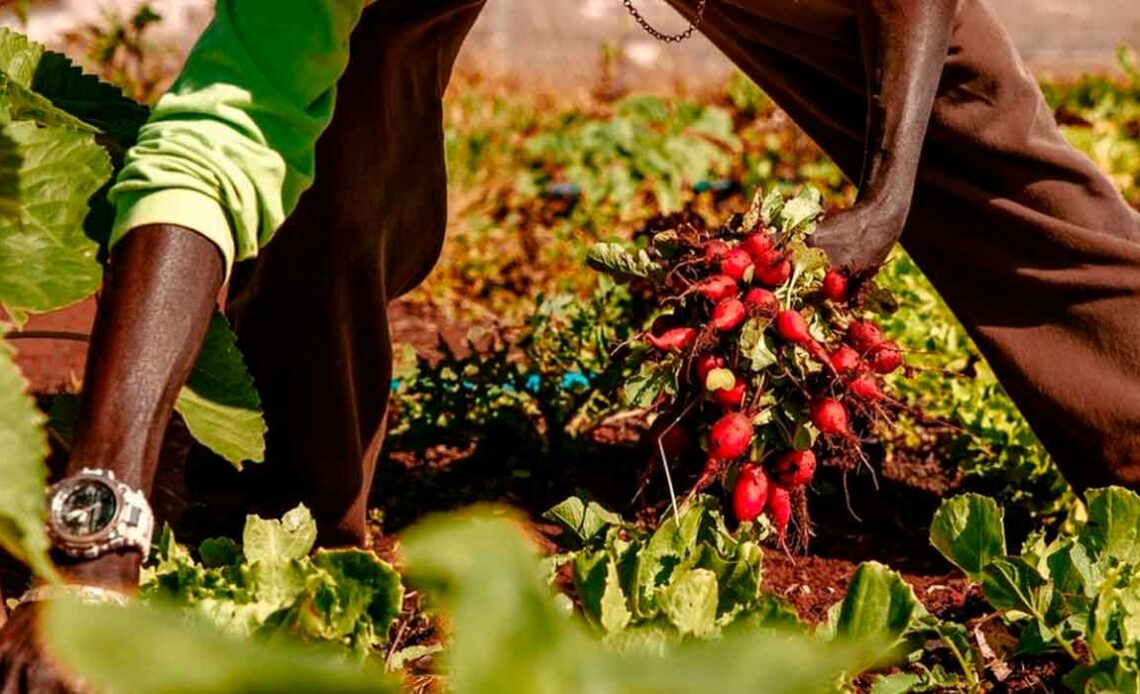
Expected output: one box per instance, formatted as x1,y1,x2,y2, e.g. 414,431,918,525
591,189,906,549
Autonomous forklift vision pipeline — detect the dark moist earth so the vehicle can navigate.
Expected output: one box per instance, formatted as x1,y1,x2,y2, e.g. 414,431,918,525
6,297,1066,691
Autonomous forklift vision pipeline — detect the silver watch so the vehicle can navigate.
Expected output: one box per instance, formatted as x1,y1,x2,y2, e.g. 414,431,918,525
46,468,155,559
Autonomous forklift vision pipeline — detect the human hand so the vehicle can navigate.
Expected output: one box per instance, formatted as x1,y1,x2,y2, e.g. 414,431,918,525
0,556,138,694
807,200,908,277
0,602,81,694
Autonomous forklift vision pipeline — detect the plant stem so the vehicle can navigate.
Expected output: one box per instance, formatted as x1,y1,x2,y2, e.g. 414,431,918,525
4,330,91,342
1056,633,1082,662
940,631,981,691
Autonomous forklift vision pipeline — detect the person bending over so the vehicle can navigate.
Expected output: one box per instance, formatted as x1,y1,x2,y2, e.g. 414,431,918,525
3,0,1139,689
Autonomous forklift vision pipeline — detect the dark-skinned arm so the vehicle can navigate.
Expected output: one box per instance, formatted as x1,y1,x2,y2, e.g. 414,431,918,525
0,226,221,693
809,0,957,274
60,224,224,590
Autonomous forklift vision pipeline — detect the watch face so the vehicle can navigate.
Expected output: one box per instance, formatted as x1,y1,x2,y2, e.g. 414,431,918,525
54,479,119,539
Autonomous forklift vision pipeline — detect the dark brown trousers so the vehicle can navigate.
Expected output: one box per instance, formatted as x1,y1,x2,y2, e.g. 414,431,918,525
214,0,1140,545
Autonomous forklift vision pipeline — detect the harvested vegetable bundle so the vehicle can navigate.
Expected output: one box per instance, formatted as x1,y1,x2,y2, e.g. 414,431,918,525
589,188,906,550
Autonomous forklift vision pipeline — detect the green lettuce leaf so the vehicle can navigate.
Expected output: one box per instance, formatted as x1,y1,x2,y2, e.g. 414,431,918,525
929,493,1007,581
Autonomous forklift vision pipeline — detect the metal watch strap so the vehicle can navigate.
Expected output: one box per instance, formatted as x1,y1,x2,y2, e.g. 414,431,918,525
17,584,130,608
111,481,155,558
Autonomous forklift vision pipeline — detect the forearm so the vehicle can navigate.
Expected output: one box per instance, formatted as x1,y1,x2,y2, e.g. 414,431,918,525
55,0,363,591
855,0,956,215
62,225,223,588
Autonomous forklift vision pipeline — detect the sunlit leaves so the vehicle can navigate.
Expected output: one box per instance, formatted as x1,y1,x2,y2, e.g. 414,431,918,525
0,122,107,322
174,313,267,469
587,242,664,282
0,335,55,579
930,493,1007,581
142,505,403,654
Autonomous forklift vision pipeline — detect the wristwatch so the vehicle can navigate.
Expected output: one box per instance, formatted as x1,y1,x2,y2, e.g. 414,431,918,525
46,468,155,560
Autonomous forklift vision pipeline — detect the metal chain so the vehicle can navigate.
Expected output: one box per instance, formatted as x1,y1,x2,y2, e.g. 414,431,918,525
621,0,708,44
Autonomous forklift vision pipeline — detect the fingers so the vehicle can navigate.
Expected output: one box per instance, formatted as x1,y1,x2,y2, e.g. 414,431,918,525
0,653,29,694
27,659,71,694
0,605,79,694
0,654,75,694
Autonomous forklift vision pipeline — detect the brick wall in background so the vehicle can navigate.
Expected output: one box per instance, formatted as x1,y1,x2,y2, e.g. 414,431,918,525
4,0,1139,90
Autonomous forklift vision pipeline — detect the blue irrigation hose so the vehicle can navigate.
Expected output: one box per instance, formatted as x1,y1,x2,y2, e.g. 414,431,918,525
389,370,594,395
693,178,738,194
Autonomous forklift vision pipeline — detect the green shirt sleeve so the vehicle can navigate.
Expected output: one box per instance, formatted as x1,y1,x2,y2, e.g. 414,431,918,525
107,0,365,277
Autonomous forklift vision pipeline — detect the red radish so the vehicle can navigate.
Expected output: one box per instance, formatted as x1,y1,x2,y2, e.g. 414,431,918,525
732,465,769,523
775,310,814,345
659,424,693,461
846,320,884,354
712,298,747,332
749,245,784,269
704,240,731,259
771,450,817,488
743,288,778,314
850,374,886,402
767,486,792,544
695,354,726,383
740,233,774,263
829,345,862,375
647,327,697,352
712,380,746,409
811,398,852,438
821,269,850,303
869,342,902,374
754,259,792,287
689,457,723,497
651,313,679,334
694,275,739,302
806,341,834,368
775,310,835,371
721,249,755,282
708,412,754,461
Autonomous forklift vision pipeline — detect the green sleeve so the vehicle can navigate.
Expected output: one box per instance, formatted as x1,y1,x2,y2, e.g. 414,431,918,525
107,0,365,276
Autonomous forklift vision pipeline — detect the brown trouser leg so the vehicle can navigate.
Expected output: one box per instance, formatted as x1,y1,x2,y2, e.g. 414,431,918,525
196,0,487,546
674,0,1140,490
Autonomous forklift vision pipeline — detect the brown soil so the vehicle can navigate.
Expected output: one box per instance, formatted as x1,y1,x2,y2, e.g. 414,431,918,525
7,298,95,395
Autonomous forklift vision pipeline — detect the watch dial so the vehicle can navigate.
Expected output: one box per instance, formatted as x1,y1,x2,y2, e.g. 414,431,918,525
58,480,118,537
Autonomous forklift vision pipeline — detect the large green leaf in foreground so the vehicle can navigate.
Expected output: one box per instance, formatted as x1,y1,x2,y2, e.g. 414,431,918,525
44,600,397,694
0,336,55,578
0,121,108,323
174,313,267,468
